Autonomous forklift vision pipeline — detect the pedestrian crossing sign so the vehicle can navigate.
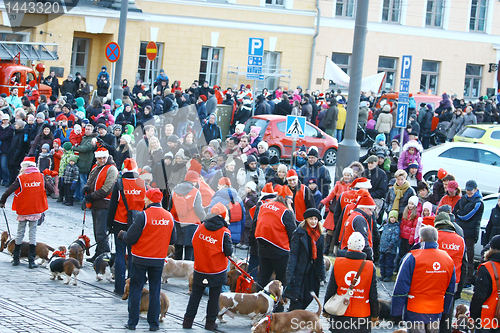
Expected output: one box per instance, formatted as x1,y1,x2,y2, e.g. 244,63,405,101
285,115,306,138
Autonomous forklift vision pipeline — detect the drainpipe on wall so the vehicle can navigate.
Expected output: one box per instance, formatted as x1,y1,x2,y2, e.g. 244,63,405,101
308,0,320,90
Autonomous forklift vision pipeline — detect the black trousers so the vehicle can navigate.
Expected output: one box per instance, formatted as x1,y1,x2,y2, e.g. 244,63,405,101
258,255,288,312
464,237,475,284
64,183,74,204
174,245,193,261
185,283,222,321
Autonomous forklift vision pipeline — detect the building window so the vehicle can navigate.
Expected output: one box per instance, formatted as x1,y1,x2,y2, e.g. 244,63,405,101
329,53,351,89
426,0,444,27
336,0,356,18
199,46,223,86
382,0,402,23
420,60,440,95
378,57,398,92
266,0,284,5
137,41,164,84
469,0,488,32
464,64,482,98
257,51,281,91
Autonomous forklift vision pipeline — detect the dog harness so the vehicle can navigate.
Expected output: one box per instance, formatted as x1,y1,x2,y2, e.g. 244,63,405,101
266,314,272,333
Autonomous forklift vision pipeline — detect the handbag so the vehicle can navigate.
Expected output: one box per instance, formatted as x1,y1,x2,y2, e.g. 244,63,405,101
489,261,500,319
324,259,366,316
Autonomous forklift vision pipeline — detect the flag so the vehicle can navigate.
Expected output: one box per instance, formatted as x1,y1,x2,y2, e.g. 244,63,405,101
324,58,386,93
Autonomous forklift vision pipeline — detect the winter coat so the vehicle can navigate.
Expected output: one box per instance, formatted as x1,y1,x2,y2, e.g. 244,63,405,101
483,205,500,245
447,114,465,140
285,222,325,303
244,192,258,229
298,161,331,199
135,137,150,169
323,105,338,131
86,156,119,210
376,110,393,134
398,148,423,174
114,144,130,171
463,112,477,127
72,133,97,174
237,164,266,197
471,251,500,320
362,166,388,200
301,101,313,122
54,126,71,144
61,79,77,96
358,106,369,125
385,185,415,218
421,108,434,135
168,162,187,188
0,124,14,154
453,190,484,241
63,163,79,183
400,209,419,244
234,103,251,125
380,221,400,254
208,188,245,243
29,132,54,157
37,152,53,173
273,100,292,116
196,102,207,122
202,123,222,145
95,110,115,126
115,109,136,130
96,79,110,97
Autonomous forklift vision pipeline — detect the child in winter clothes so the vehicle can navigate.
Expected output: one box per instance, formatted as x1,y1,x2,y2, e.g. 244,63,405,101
398,140,423,179
414,201,435,243
57,142,75,203
37,143,53,174
62,155,79,206
399,195,420,260
307,178,322,207
249,126,261,149
239,181,258,249
70,124,84,147
379,210,400,282
232,123,246,140
201,147,216,171
407,162,419,189
51,139,63,196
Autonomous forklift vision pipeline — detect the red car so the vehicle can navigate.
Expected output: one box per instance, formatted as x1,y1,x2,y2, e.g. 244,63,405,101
243,115,338,166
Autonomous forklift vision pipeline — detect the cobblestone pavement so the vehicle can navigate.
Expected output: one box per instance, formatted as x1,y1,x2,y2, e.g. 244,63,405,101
0,185,468,333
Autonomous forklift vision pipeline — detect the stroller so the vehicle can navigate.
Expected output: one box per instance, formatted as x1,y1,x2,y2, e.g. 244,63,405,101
430,121,449,146
357,123,376,148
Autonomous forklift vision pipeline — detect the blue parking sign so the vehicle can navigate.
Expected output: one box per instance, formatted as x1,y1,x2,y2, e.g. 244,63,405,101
396,104,408,128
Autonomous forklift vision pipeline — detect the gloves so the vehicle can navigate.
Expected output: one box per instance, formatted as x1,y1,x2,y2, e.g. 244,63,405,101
85,193,93,203
117,230,126,240
43,169,51,176
83,186,89,196
317,202,324,210
71,181,77,191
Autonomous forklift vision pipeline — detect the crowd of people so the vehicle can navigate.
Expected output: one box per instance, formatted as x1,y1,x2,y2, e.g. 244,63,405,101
1,69,500,333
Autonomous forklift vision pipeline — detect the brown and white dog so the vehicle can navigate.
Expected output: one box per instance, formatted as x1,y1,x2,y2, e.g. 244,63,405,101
93,252,115,282
49,250,81,286
1,231,54,266
251,292,323,333
122,279,169,322
162,258,194,293
454,304,474,333
68,235,90,266
218,280,283,324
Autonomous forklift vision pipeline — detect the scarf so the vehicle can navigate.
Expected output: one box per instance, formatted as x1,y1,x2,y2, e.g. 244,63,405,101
306,224,321,260
392,180,410,212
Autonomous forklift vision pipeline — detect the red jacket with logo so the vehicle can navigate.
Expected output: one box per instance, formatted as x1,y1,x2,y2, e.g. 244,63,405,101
192,223,231,274
13,172,48,215
255,201,295,252
437,230,466,285
114,178,146,225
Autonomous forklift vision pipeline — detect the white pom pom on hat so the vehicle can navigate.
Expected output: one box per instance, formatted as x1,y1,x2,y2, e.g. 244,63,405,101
348,232,365,252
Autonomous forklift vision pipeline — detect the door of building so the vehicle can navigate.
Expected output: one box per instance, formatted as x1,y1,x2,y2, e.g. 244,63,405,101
70,37,90,78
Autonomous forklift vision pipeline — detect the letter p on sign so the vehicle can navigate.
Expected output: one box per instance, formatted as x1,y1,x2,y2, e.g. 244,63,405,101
401,55,412,80
248,38,264,57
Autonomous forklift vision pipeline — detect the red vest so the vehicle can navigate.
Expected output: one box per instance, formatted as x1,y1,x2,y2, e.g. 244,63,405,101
192,224,230,274
480,261,500,329
93,164,114,201
407,248,454,314
198,179,215,207
171,188,201,224
292,184,307,222
337,203,356,245
114,178,146,224
255,201,290,251
340,190,359,211
437,230,465,284
13,172,48,215
333,257,374,317
131,206,174,260
340,210,373,250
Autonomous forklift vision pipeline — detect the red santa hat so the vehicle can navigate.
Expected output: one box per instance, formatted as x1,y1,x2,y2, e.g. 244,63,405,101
211,202,227,221
261,182,276,196
350,177,372,189
276,185,293,198
286,169,298,180
94,147,109,158
184,170,199,183
122,158,138,173
218,177,231,187
146,188,163,203
20,156,36,168
356,195,376,210
188,159,202,175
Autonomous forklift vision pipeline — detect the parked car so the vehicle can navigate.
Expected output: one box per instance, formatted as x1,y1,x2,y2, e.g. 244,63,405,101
376,92,442,110
243,115,338,165
454,124,500,148
476,193,500,262
421,142,500,195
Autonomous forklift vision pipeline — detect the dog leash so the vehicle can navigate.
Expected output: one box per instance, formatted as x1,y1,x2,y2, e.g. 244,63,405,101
2,208,11,238
379,280,393,298
74,231,111,255
81,207,86,236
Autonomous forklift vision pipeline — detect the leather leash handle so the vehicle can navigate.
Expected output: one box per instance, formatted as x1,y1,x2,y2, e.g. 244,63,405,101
490,261,500,319
348,259,366,291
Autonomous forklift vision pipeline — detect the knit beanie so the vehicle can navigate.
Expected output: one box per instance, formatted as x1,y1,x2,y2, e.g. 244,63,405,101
347,232,365,252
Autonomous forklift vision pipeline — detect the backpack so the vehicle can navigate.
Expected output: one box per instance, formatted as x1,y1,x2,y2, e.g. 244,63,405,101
172,192,190,220
227,189,243,223
153,100,164,115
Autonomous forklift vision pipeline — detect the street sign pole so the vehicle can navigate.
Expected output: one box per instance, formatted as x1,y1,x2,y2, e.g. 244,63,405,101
146,41,158,95
247,37,264,118
111,61,116,108
290,133,298,168
397,55,412,149
151,58,154,95
105,41,121,104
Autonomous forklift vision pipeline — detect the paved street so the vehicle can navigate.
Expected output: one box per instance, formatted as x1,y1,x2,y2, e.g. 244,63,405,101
0,161,468,332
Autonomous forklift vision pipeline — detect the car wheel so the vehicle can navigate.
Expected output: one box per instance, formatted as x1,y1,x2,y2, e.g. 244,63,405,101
423,171,438,189
268,146,281,160
430,135,437,146
323,148,337,166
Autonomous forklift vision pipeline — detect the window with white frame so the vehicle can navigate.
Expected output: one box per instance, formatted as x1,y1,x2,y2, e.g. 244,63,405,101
469,0,488,32
257,51,281,91
420,60,440,95
378,57,398,92
382,0,402,23
137,42,164,84
329,53,350,89
265,0,284,5
199,46,223,86
464,64,482,98
426,0,445,27
336,0,356,18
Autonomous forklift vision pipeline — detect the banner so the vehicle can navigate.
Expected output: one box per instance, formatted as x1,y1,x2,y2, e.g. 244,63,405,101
324,58,386,93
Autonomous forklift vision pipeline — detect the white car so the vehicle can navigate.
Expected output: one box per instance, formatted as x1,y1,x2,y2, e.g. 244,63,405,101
421,142,500,195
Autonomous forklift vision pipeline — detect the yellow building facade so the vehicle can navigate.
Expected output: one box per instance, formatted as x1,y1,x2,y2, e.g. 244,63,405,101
0,0,499,100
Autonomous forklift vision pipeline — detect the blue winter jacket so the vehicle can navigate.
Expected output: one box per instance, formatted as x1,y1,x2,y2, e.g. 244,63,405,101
380,222,400,255
207,188,246,243
391,242,456,323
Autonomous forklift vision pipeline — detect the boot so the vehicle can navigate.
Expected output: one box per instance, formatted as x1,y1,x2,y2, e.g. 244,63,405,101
324,234,333,256
204,319,218,331
28,244,38,269
57,195,64,203
12,244,21,266
182,315,194,329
